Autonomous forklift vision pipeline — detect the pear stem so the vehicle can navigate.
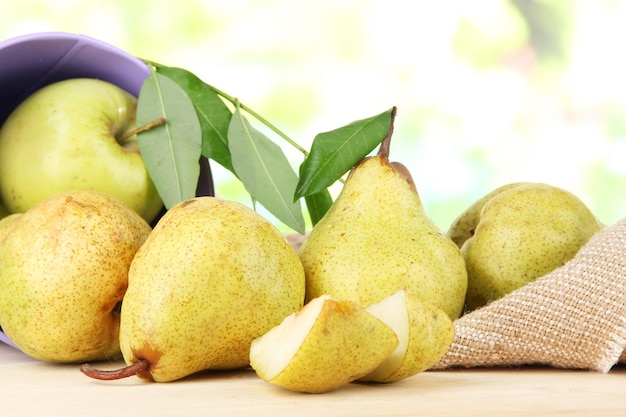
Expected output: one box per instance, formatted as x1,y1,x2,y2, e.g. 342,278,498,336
79,359,150,381
118,117,167,143
378,106,397,159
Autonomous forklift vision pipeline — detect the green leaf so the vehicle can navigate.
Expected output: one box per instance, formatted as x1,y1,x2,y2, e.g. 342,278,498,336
151,64,234,173
294,108,394,200
137,71,202,209
305,189,333,226
228,107,305,234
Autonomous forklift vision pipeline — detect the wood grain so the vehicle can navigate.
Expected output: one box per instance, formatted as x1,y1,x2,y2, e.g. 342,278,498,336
1,343,625,416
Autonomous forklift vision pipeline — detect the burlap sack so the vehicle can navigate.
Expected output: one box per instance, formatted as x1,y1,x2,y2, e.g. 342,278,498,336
432,217,626,373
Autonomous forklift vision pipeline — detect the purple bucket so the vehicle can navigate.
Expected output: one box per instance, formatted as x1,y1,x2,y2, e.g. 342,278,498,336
0,32,150,125
0,32,151,349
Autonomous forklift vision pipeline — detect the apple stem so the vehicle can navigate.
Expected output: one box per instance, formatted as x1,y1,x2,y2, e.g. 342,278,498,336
378,106,397,159
118,117,167,143
79,359,149,381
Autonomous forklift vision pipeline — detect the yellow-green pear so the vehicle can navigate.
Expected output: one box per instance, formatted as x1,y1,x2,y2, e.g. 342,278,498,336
299,108,467,319
249,295,398,393
81,197,305,383
450,182,604,311
358,290,454,383
0,189,151,362
447,182,533,247
0,213,22,242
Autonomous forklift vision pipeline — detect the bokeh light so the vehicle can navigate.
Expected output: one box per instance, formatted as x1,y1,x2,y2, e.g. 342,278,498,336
2,0,625,231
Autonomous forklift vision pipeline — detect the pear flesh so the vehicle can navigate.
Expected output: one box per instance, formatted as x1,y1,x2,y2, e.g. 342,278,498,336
450,182,604,311
0,189,151,362
113,197,305,382
249,295,399,394
363,291,411,381
359,290,455,383
299,111,467,320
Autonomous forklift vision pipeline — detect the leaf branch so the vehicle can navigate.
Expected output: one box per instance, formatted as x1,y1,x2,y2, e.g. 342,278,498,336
205,84,309,157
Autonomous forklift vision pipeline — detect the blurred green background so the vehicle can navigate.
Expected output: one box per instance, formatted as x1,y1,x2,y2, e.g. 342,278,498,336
2,0,626,231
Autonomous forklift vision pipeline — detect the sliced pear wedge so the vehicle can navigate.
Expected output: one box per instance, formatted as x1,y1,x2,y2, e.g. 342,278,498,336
249,295,398,393
358,290,455,383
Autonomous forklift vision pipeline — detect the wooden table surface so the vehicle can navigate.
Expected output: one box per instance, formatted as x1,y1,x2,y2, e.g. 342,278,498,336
1,342,625,417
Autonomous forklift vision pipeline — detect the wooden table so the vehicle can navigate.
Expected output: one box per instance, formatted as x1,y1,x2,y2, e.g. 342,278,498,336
1,342,624,417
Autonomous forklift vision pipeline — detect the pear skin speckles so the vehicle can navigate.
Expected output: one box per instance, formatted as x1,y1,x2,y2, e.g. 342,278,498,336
0,189,151,363
299,150,467,320
119,196,305,382
455,183,604,311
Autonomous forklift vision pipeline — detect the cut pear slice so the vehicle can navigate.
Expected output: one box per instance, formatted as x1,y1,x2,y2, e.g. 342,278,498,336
249,294,398,393
359,290,455,383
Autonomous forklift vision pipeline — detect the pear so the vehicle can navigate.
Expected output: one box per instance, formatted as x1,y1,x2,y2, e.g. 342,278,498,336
450,182,604,311
0,189,151,362
0,213,22,242
249,295,398,393
0,212,22,343
447,182,533,247
81,197,305,383
299,108,467,319
358,290,454,383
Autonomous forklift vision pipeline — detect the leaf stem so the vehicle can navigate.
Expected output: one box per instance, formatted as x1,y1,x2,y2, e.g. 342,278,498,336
206,84,309,157
214,85,344,188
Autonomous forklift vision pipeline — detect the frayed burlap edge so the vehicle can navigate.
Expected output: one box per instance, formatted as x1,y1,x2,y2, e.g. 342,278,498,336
432,217,626,373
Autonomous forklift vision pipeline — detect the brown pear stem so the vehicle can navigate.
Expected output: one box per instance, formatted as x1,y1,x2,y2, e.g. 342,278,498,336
378,106,397,159
118,117,167,143
79,359,150,381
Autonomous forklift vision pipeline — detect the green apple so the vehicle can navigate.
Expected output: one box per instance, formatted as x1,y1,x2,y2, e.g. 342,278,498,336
0,78,163,223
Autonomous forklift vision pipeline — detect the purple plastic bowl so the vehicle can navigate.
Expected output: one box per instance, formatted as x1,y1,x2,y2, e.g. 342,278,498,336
0,32,151,349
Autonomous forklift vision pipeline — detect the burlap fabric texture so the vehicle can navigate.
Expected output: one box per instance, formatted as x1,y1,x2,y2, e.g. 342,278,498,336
432,217,626,373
